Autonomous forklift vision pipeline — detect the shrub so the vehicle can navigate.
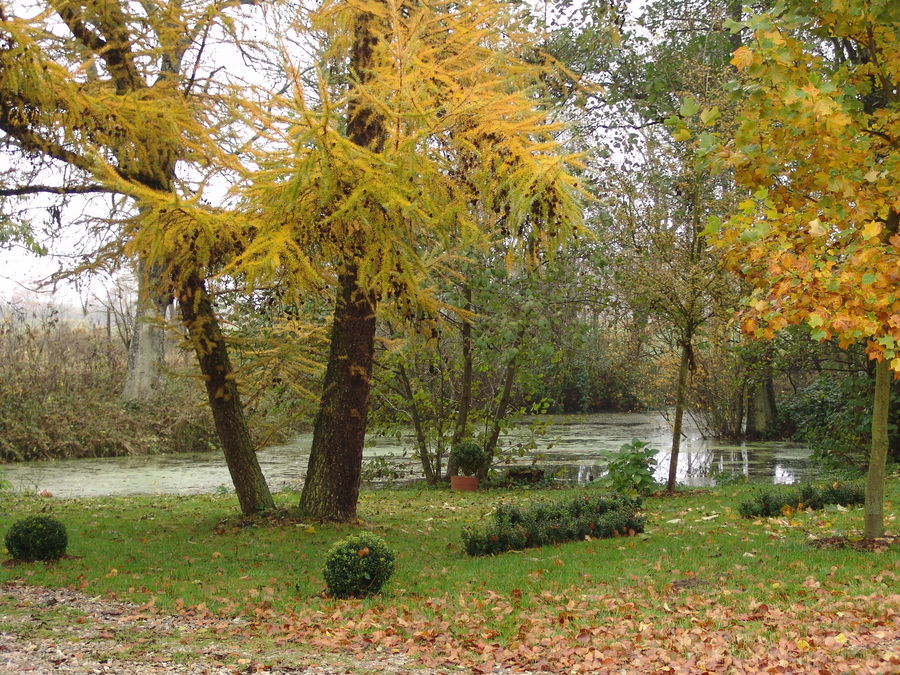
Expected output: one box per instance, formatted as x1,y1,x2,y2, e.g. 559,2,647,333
450,441,487,477
323,533,395,598
5,515,68,561
462,493,644,556
605,439,659,496
777,372,899,470
738,481,865,518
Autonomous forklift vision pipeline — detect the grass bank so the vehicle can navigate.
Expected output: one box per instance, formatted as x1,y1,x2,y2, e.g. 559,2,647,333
1,481,897,672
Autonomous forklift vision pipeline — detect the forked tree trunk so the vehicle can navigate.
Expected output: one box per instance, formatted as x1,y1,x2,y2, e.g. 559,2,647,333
299,267,377,520
666,341,692,493
864,358,890,539
178,274,275,515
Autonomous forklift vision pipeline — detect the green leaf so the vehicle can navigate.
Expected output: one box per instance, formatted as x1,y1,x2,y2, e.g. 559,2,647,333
861,273,876,285
703,215,722,236
679,96,700,118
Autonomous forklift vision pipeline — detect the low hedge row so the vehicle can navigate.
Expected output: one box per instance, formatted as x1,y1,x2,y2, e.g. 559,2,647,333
738,481,865,518
462,493,644,556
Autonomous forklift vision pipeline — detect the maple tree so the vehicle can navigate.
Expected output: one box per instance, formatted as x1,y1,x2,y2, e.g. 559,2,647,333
0,0,276,514
228,0,585,520
703,0,899,537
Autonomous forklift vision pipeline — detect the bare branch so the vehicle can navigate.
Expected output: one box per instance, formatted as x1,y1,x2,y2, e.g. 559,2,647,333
0,184,111,197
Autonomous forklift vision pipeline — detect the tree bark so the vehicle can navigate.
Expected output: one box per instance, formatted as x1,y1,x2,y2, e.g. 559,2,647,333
178,274,275,515
864,358,890,539
297,4,384,521
299,267,377,520
666,341,692,493
122,261,170,401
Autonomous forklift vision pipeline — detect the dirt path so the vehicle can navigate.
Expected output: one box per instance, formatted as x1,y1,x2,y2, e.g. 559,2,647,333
0,582,442,674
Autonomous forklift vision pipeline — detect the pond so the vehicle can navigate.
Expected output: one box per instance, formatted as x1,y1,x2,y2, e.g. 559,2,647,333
0,412,815,498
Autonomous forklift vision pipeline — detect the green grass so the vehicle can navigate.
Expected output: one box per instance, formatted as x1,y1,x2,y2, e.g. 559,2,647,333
0,480,897,670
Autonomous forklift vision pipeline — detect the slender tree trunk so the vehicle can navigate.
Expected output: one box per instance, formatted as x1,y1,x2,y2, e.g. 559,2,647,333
178,274,275,515
299,268,377,520
398,364,436,484
864,358,890,539
446,282,473,479
479,324,526,479
666,341,692,493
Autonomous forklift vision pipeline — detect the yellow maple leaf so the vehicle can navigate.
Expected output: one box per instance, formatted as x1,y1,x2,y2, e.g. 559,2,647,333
731,46,754,70
861,221,883,240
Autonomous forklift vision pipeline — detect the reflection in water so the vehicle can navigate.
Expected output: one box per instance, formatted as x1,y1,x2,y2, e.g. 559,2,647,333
1,412,814,498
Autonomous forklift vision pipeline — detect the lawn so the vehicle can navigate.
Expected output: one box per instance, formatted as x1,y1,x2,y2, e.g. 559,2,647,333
0,479,897,673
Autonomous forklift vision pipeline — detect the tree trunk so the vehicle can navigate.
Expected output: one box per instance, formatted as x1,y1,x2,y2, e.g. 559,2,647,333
178,274,275,515
446,282,473,479
745,372,776,439
864,358,890,539
479,324,527,479
299,268,377,520
398,364,436,484
298,4,384,521
122,260,169,401
666,341,692,493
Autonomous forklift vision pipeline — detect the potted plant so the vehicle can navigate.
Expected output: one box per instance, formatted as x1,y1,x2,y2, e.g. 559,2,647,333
450,441,486,491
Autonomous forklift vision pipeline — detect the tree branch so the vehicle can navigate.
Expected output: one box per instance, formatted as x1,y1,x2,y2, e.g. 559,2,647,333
0,184,111,197
0,110,96,173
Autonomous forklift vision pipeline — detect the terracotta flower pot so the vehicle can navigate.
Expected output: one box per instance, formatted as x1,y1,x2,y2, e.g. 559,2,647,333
450,475,479,492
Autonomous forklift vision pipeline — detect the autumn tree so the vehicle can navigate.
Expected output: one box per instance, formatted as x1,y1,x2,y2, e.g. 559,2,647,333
0,0,275,514
707,0,899,537
545,0,746,489
235,0,585,520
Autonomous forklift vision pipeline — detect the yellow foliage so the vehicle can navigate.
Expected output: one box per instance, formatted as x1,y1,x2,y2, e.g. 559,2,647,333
233,0,584,308
714,1,900,372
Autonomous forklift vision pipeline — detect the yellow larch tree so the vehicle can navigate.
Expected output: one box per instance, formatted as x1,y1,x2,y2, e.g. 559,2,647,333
0,0,276,514
230,0,586,520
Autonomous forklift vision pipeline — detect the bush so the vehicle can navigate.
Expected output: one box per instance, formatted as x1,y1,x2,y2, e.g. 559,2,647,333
738,481,865,518
777,372,899,470
450,441,487,477
5,515,68,561
605,439,658,496
462,493,644,556
323,533,395,598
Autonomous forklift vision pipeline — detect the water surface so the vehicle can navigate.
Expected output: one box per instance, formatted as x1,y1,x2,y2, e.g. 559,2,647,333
1,412,813,498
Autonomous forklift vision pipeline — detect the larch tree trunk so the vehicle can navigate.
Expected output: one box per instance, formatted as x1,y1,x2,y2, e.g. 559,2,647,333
299,267,378,520
864,358,890,539
179,274,275,515
298,5,385,521
666,341,692,493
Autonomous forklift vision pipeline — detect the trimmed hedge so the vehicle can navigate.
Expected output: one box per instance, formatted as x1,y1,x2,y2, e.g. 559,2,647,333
323,533,395,598
738,481,865,518
462,493,644,556
5,515,68,561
